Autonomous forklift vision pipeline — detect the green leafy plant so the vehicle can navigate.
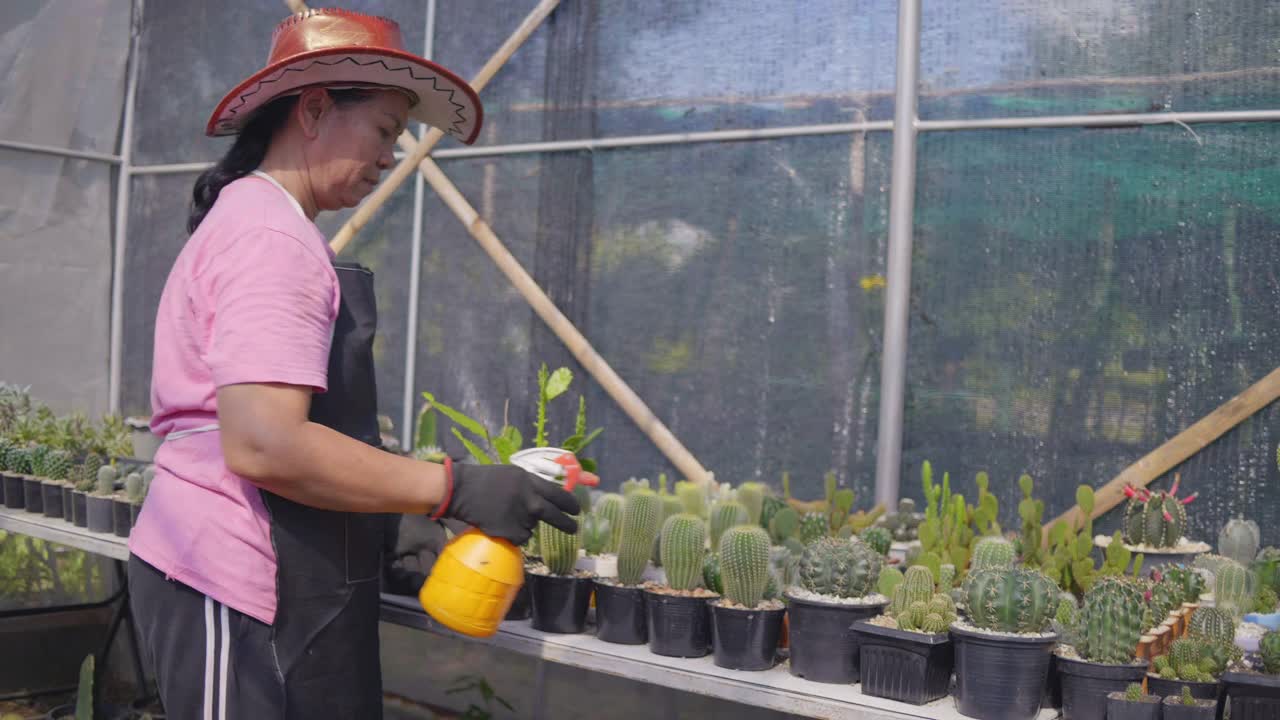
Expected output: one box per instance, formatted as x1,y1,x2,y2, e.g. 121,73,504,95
446,674,515,720
1045,484,1098,597
1017,474,1045,567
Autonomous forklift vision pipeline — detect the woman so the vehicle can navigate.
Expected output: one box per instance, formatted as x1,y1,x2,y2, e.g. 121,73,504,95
126,9,578,719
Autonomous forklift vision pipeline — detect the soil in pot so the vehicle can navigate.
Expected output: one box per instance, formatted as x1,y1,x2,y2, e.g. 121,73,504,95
784,591,888,684
593,579,647,645
643,584,718,658
851,620,954,706
951,624,1059,720
1220,670,1280,720
86,494,114,533
2,474,21,509
1104,691,1162,720
1161,692,1216,720
1055,654,1148,720
709,600,785,671
526,569,594,633
23,477,44,513
71,490,88,527
41,481,65,519
111,497,132,537
1146,674,1220,704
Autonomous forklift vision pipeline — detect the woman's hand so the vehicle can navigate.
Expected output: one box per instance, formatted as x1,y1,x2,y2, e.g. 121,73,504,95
442,464,580,545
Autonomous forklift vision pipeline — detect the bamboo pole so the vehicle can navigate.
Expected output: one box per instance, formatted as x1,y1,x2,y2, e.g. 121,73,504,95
1045,366,1280,543
416,156,713,485
328,0,561,255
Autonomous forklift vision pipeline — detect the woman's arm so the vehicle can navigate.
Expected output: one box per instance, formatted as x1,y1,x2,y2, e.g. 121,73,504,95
217,382,443,514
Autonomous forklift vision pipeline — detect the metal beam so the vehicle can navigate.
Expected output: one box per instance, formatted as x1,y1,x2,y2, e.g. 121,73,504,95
0,138,121,165
108,0,144,415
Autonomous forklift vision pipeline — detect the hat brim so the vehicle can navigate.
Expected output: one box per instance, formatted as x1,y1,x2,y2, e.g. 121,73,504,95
206,47,482,144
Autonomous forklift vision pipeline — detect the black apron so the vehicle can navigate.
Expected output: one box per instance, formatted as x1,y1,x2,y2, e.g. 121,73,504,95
258,261,387,719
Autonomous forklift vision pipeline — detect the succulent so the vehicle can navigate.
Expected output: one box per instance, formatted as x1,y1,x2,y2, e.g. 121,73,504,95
1054,594,1081,647
939,563,956,589
537,516,582,576
703,552,722,594
1255,547,1280,595
961,566,1058,634
1077,577,1146,664
76,452,104,492
1121,477,1196,548
619,477,649,496
660,513,707,592
1213,558,1257,620
797,537,883,599
890,566,935,616
1187,606,1235,645
709,500,749,552
735,482,766,526
617,489,662,586
799,512,827,544
859,526,892,556
1154,636,1237,682
43,449,73,482
1144,578,1182,631
1124,683,1144,702
971,536,1017,570
1255,586,1279,613
877,496,923,542
1219,517,1261,566
141,465,155,495
720,525,771,608
675,481,705,517
768,507,800,544
889,567,955,633
759,494,786,531
125,472,145,504
1181,686,1196,705
581,512,612,556
1159,564,1207,605
95,465,117,496
1017,474,1045,567
593,493,625,554
651,493,686,567
1261,629,1280,674
878,565,905,597
8,446,33,475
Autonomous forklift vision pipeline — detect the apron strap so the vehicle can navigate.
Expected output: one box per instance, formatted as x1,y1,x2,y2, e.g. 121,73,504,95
163,422,220,442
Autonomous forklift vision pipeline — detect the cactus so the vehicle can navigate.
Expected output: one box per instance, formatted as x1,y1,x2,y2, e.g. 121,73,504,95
675,481,705,517
620,477,650,496
1161,564,1207,605
1077,577,1146,664
972,536,1016,570
961,566,1059,634
581,512,611,555
891,566,936,617
913,551,942,583
823,472,856,536
759,494,786,531
593,493,625,554
720,525,771,608
878,497,923,542
971,471,1000,536
1218,518,1261,566
1255,586,1279,613
797,537,883,599
877,565,905,598
652,494,686,567
1055,595,1081,647
1124,683,1144,702
1181,686,1196,705
617,489,662,586
1121,477,1196,548
95,465,117,496
1255,547,1280,595
537,516,582,576
703,552,722,594
1098,530,1143,579
1188,606,1235,645
938,563,956,590
75,653,94,720
709,500,749,552
660,513,707,591
1213,559,1257,620
1145,577,1182,631
125,472,145,504
44,449,73,482
890,567,956,633
799,512,826,544
736,482,766,525
1261,630,1280,674
859,526,892,556
768,507,800,545
1156,637,1236,682
1017,474,1046,567
1045,484,1098,597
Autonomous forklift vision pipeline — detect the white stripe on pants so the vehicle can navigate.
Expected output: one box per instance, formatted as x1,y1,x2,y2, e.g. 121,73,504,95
203,596,231,720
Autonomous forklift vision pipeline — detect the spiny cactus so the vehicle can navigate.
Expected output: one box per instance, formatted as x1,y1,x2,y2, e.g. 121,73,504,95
76,452,104,492
961,566,1058,634
799,512,826,544
971,536,1016,570
1017,474,1045,567
709,500,749,552
1256,586,1279,613
620,477,649,496
1160,564,1206,605
703,552,722,594
938,563,956,590
593,493,625,554
537,516,582,576
1218,518,1261,567
891,566,935,616
890,567,955,633
95,465,117,496
759,494,786,531
1124,683,1144,702
768,507,800,544
859,526,892,556
1121,477,1196,548
1077,577,1145,664
735,482,766,526
1154,636,1237,682
125,472,145,504
581,512,611,555
1255,547,1280,595
1145,578,1182,631
1214,559,1257,620
44,449,72,482
1261,630,1280,674
720,525,771,608
675,481,705,518
877,497,923,542
1054,595,1081,647
877,565,905,598
1188,606,1236,645
661,513,707,592
652,494,686,567
797,537,883,599
617,489,662,586
1181,686,1196,705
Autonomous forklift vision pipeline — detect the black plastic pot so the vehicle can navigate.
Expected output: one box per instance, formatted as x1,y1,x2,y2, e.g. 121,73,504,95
61,485,73,522
1105,692,1163,720
71,491,88,528
112,498,132,537
41,481,65,519
709,602,784,671
527,572,593,633
644,589,714,658
1161,694,1216,720
86,495,113,534
851,621,954,705
130,503,142,525
1056,655,1148,720
1147,674,1220,704
3,474,22,509
1044,653,1064,710
23,477,44,513
785,593,888,684
594,581,647,645
505,575,531,621
1221,670,1280,720
951,625,1058,720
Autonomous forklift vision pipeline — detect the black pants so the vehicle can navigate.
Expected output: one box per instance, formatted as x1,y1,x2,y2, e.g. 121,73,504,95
129,555,286,718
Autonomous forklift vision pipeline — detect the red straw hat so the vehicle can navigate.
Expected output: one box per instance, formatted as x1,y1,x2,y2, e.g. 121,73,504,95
206,8,482,144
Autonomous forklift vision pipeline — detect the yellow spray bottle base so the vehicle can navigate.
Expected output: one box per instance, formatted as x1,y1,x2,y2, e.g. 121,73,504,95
419,528,525,638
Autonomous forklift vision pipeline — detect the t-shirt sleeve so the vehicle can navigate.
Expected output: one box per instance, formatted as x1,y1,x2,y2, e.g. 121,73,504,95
200,230,337,392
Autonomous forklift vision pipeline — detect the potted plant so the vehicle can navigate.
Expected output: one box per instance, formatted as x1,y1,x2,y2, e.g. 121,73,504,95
86,465,116,534
852,565,956,705
784,536,886,684
1106,682,1163,720
593,488,662,645
1147,606,1238,703
952,566,1060,720
709,524,784,671
38,448,73,520
110,469,142,537
1097,477,1210,569
0,442,24,509
22,443,47,513
126,468,151,526
1220,628,1280,718
71,458,97,528
1055,577,1150,720
1218,517,1260,566
644,512,717,658
1162,685,1216,719
526,515,592,633
577,492,622,579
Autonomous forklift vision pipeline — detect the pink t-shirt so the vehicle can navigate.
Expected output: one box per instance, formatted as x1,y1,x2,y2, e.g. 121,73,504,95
128,173,339,625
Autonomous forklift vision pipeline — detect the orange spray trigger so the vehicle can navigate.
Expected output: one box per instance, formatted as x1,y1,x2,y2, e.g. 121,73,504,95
552,452,599,492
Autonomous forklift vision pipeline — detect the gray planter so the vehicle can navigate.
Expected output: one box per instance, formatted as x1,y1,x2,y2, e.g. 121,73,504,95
86,494,114,533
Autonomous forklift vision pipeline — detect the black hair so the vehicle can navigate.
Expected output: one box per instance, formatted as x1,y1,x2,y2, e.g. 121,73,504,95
187,88,377,234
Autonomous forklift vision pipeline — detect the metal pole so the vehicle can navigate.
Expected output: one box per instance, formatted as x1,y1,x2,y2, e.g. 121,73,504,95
873,0,921,508
108,0,144,415
0,139,121,164
401,0,436,451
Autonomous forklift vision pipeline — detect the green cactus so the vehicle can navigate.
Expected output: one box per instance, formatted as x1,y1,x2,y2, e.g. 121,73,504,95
1099,530,1144,578
759,494,786,531
859,526,892,556
703,552,722,594
581,512,612,555
537,516,582,576
797,537,883,599
1213,559,1257,620
675,481,705,517
1121,479,1194,549
8,446,33,475
1054,595,1081,647
1077,577,1146,664
890,566,956,633
1017,474,1045,567
799,512,826,544
913,551,942,583
891,566,936,617
661,513,708,592
593,493,625,554
709,500,749,552
971,536,1016,570
75,452,104,492
878,497,923,542
824,472,855,536
1187,606,1235,645
125,472,145,504
1045,484,1098,597
961,566,1059,634
44,449,73,482
652,494,686,567
1124,683,1144,702
1260,630,1280,674
75,653,94,720
720,525,771,608
877,565,905,598
1181,686,1196,705
736,482,766,526
971,471,1000,536
616,489,662,586
619,477,650,496
1161,564,1206,605
1145,578,1182,631
1256,586,1279,613
1254,547,1280,595
768,507,800,545
95,465,117,496
1219,517,1261,566
1158,637,1234,682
